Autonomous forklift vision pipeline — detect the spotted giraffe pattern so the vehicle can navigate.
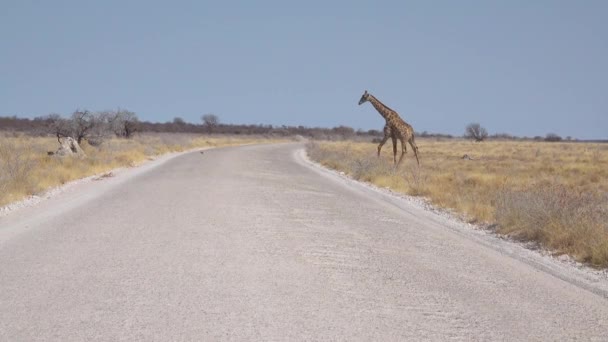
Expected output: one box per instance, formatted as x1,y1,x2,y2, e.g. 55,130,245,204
359,90,419,166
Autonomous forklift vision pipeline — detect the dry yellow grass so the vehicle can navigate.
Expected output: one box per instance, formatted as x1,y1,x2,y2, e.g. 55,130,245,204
0,132,284,207
308,138,608,267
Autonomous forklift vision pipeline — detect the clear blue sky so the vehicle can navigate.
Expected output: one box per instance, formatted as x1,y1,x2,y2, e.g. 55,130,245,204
1,1,607,139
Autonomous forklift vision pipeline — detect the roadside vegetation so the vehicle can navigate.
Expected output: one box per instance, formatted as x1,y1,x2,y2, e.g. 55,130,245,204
0,109,377,209
307,139,608,267
0,132,284,208
1,109,308,209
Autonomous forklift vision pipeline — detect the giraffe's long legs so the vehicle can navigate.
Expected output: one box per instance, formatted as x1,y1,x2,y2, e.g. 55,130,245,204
377,135,389,157
409,137,420,166
391,135,398,164
396,138,407,166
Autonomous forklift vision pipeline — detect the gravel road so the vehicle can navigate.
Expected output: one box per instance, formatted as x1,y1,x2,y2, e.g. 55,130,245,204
1,143,607,341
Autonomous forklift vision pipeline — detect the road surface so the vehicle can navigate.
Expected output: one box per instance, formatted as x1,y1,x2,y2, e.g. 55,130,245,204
1,143,607,341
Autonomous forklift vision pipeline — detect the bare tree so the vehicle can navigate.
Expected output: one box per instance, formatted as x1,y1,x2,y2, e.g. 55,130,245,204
201,113,220,133
109,110,139,138
367,129,382,136
87,111,113,146
121,111,139,138
41,114,72,142
331,125,355,139
465,123,489,142
70,109,96,144
544,133,562,142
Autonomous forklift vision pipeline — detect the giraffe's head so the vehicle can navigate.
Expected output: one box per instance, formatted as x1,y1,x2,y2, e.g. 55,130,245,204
358,90,370,105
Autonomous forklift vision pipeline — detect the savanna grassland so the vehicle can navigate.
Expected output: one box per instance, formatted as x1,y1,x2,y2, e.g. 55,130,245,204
308,138,608,267
0,132,284,208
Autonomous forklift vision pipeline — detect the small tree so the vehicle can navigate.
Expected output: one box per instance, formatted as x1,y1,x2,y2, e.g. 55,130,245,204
367,129,381,136
202,113,220,133
86,111,114,146
41,113,72,142
111,110,139,138
331,125,355,139
70,109,96,144
465,123,489,142
544,133,562,142
122,111,139,138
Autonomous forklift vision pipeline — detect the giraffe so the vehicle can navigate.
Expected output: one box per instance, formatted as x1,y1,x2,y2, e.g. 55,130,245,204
377,123,398,164
359,90,420,166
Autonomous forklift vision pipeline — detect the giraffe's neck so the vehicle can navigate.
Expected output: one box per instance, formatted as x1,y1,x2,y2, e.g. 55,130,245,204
368,95,398,122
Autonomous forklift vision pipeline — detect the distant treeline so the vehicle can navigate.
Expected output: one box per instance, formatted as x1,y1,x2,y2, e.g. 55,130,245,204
0,115,604,143
0,114,382,140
